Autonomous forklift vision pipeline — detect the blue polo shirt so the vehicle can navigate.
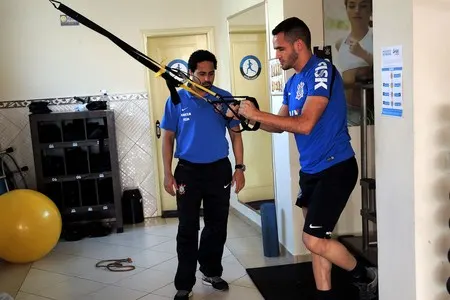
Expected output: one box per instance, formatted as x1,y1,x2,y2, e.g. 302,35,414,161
160,86,241,163
283,55,355,174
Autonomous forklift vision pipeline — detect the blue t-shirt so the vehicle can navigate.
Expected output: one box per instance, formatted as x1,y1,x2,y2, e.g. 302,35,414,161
160,86,240,163
283,55,355,174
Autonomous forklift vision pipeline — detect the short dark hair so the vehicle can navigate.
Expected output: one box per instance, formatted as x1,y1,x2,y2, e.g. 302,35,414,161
272,17,311,50
188,50,217,72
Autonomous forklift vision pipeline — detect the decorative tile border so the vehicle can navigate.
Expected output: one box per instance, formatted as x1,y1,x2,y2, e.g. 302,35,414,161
0,93,148,109
0,91,156,217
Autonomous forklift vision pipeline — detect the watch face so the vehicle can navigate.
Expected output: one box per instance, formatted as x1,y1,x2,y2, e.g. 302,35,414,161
236,164,246,171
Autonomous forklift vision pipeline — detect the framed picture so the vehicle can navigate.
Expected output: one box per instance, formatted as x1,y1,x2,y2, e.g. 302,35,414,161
269,58,285,95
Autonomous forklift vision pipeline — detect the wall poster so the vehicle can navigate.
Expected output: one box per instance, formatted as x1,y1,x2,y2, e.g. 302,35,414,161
323,0,374,126
269,58,285,96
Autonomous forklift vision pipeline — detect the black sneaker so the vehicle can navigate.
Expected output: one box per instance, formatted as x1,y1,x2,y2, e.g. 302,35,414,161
174,290,192,300
202,276,229,291
353,267,378,300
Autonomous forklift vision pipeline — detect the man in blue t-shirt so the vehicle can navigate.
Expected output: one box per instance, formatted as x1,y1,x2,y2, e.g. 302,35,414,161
238,18,377,300
160,50,246,300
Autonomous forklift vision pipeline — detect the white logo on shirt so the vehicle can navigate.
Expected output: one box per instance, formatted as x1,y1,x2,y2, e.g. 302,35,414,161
309,224,323,229
289,109,300,116
314,61,328,90
296,82,304,100
181,112,191,122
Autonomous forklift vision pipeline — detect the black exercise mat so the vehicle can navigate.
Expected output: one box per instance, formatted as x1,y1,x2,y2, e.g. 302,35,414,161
246,262,364,300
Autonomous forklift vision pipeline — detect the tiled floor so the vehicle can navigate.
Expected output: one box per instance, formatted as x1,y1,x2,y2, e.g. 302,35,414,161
0,212,305,299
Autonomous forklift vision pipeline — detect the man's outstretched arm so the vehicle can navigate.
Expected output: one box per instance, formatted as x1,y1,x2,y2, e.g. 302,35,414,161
256,104,289,133
239,96,328,135
227,103,288,133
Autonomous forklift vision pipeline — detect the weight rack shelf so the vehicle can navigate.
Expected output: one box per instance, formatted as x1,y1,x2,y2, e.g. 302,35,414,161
29,110,123,233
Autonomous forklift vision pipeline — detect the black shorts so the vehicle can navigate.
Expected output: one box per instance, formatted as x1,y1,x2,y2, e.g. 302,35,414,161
296,156,358,239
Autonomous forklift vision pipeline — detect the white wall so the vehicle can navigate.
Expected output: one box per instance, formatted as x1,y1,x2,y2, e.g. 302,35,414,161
372,0,416,299
229,4,266,27
413,3,450,297
374,0,450,299
0,0,221,101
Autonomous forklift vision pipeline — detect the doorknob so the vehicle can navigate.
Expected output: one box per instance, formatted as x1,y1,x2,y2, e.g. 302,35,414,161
155,120,161,139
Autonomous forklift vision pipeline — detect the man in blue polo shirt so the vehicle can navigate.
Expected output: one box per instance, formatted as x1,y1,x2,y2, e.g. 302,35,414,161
160,50,245,300
238,18,377,300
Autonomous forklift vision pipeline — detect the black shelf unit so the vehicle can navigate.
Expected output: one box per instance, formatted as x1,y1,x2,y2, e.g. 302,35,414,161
29,110,123,233
339,84,378,267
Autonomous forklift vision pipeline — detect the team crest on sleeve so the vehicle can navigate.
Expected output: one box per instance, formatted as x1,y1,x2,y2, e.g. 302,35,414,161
314,61,329,90
296,82,305,100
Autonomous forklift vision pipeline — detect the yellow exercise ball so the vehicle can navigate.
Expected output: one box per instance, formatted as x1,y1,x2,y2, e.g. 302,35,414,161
0,189,62,264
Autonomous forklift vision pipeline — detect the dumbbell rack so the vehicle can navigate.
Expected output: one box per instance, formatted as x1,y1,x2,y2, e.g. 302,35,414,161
338,84,378,267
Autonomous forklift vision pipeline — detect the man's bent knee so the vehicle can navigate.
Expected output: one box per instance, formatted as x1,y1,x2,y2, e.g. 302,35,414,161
302,232,330,256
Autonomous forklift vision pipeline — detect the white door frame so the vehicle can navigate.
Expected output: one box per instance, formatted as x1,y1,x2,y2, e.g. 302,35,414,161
140,27,215,217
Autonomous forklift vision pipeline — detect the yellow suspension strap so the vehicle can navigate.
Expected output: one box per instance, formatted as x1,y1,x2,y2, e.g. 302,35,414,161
48,0,260,131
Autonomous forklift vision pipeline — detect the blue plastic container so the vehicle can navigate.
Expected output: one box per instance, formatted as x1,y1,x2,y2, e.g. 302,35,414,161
260,202,280,257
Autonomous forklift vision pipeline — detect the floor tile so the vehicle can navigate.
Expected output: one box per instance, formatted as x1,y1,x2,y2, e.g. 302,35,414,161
150,257,178,274
0,261,31,297
52,239,142,260
148,239,177,254
19,269,72,294
225,236,264,255
226,222,260,239
80,285,148,300
231,275,257,289
93,232,172,249
9,213,306,300
34,276,107,300
130,249,176,268
114,269,174,293
203,284,263,300
143,225,178,238
218,255,248,283
138,294,171,300
14,292,52,300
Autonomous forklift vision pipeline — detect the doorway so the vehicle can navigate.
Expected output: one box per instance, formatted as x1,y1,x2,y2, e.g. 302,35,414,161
227,3,275,211
144,28,214,215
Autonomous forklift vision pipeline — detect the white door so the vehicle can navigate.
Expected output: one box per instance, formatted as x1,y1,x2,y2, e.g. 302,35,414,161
146,32,210,215
229,31,275,203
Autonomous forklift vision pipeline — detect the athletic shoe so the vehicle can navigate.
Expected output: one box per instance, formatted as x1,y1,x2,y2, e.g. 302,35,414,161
202,276,229,291
174,290,192,299
353,267,378,300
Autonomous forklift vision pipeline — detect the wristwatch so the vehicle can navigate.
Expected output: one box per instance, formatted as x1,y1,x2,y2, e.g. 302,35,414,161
235,164,246,171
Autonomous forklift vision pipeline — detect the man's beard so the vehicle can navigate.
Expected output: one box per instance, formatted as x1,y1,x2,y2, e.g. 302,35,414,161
282,51,299,70
202,82,212,89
